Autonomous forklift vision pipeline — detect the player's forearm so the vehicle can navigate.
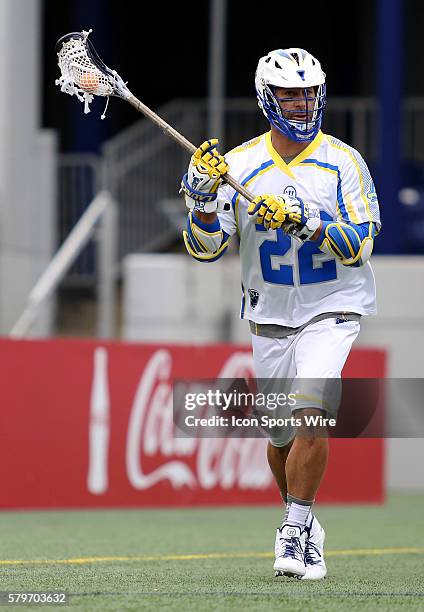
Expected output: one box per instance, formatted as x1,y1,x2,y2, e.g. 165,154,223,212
310,221,323,241
193,211,218,224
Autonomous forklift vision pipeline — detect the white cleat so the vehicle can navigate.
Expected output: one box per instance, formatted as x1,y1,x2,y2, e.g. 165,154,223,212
301,515,327,580
273,524,306,578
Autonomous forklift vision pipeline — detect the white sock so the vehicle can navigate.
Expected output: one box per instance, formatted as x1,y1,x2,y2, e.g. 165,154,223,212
286,498,313,529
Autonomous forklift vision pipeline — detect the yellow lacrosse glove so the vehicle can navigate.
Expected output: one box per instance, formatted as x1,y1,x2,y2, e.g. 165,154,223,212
247,194,290,230
181,139,229,213
191,139,229,185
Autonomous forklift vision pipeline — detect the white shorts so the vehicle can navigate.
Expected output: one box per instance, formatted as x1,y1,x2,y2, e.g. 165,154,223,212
251,317,360,447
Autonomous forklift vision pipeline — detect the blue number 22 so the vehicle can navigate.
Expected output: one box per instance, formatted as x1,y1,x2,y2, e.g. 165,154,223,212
257,212,337,285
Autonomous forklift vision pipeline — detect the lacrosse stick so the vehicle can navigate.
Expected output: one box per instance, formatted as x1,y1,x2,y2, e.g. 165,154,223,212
55,30,256,208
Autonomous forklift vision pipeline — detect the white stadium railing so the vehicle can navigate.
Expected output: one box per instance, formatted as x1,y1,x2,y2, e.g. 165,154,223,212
9,191,118,339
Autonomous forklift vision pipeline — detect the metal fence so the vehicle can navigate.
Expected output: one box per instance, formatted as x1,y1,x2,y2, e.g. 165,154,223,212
11,192,118,338
58,97,424,283
58,154,101,284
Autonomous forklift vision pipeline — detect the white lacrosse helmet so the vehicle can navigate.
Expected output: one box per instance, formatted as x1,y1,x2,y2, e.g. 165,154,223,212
255,48,326,142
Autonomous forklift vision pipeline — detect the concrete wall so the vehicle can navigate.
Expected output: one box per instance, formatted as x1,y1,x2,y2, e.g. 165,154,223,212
123,254,424,492
0,0,57,335
123,254,243,344
122,255,424,365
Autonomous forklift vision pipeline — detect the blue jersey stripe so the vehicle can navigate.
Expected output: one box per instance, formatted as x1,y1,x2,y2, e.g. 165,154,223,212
240,283,245,319
301,158,349,221
301,158,339,173
231,159,275,211
336,170,349,221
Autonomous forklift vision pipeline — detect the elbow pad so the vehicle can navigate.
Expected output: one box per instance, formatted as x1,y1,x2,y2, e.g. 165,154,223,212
183,211,230,262
318,221,376,267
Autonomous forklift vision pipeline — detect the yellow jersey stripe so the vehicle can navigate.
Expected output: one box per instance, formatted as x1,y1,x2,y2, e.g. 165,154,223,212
326,135,373,221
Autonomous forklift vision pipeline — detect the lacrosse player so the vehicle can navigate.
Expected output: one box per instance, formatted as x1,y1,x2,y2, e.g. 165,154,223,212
181,48,381,580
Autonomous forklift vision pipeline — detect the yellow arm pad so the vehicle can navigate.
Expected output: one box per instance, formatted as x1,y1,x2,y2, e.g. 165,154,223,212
319,221,375,267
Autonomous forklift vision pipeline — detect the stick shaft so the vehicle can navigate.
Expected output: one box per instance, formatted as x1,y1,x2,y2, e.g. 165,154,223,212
127,94,256,203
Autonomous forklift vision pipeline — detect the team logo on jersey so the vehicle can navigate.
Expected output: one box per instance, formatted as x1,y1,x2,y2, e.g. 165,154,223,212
367,180,378,205
283,185,297,198
248,289,259,309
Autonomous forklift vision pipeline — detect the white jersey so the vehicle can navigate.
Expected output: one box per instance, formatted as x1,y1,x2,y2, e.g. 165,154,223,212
217,130,381,327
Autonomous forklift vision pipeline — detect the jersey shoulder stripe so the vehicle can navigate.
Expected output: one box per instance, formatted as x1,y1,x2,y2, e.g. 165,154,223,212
300,158,339,175
325,135,369,173
230,159,275,212
300,156,358,223
228,133,264,155
325,135,379,225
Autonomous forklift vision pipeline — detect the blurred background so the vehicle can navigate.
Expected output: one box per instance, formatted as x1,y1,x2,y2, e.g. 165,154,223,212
4,0,424,338
1,0,423,500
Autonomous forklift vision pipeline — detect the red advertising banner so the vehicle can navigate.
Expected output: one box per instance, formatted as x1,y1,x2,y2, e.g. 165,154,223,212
0,339,385,509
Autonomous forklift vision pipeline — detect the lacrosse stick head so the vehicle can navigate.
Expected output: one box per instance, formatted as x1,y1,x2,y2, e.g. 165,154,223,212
55,29,131,116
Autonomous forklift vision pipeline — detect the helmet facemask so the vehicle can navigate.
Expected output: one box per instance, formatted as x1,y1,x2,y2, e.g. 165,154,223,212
259,83,326,142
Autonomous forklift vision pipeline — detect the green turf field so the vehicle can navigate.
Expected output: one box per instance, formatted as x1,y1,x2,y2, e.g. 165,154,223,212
0,494,423,611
